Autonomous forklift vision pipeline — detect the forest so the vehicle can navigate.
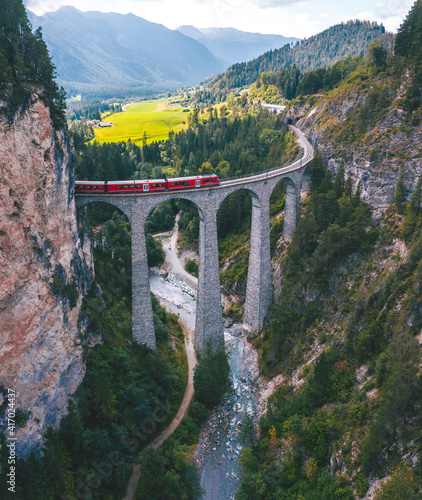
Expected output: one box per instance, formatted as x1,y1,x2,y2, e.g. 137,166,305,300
191,20,391,105
237,154,422,500
248,55,363,104
72,104,298,181
0,0,66,125
235,3,422,498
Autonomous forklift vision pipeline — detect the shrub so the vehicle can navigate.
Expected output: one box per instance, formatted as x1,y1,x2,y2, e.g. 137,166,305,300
193,342,230,408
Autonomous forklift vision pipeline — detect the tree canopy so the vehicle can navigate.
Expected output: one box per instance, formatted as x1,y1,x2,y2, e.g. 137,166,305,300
0,0,66,125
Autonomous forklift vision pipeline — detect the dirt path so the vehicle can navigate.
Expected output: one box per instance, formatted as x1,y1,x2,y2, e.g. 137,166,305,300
124,222,197,500
162,213,198,287
124,325,196,500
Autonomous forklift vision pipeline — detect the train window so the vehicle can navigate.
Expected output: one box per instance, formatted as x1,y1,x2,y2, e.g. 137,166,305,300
172,181,189,187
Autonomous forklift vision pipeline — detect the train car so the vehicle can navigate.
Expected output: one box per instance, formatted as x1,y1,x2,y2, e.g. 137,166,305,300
107,180,166,193
75,181,106,193
136,180,166,192
107,180,136,193
166,174,219,190
75,175,219,194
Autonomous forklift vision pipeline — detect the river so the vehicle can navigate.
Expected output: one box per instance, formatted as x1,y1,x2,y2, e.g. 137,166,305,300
149,267,262,499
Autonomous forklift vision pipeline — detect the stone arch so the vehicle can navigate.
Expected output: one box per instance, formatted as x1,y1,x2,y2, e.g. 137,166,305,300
268,174,296,200
143,193,204,222
216,185,260,211
216,187,262,247
141,193,223,352
75,197,133,225
74,196,157,347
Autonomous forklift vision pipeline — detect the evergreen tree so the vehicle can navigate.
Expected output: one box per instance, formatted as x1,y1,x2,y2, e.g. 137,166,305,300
395,1,422,108
333,161,345,198
21,451,54,500
394,170,407,214
238,415,257,448
0,0,66,125
194,342,230,408
42,427,75,497
395,0,422,59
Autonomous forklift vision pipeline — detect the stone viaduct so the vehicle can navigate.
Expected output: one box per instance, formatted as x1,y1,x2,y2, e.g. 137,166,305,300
75,126,314,352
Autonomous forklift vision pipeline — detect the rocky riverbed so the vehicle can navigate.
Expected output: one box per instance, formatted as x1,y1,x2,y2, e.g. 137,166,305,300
149,269,264,498
149,220,267,499
195,326,263,499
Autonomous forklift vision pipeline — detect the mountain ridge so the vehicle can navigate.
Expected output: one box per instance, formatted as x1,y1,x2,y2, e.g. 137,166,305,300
28,7,224,98
177,24,300,66
207,20,389,97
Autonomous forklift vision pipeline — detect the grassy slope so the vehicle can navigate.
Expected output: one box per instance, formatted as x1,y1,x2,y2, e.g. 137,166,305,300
93,99,192,145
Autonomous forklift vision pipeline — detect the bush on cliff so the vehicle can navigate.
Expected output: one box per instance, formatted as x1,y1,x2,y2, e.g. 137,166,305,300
193,342,230,409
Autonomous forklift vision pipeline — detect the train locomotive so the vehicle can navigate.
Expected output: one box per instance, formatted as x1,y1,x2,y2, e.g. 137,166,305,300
75,174,220,194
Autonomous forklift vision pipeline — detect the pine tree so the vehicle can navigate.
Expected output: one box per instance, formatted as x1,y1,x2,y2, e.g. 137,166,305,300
394,170,407,214
0,0,66,125
401,174,422,241
21,451,54,500
395,0,422,59
42,427,75,497
333,161,345,198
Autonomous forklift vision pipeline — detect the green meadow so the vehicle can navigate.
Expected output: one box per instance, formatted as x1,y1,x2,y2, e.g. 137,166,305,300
93,99,191,145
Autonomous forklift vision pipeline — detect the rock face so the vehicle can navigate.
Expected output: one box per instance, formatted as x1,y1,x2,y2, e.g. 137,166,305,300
294,79,422,218
0,97,92,455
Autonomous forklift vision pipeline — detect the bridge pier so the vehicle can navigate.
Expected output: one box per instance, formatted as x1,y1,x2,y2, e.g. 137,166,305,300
243,195,272,332
131,214,156,350
283,179,301,239
195,204,224,352
301,169,312,197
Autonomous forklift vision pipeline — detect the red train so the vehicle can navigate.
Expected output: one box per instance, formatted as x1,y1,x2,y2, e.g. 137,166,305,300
75,174,220,194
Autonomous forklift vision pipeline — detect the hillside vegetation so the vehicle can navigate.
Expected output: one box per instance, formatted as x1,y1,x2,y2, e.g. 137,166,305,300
0,0,65,125
202,21,390,104
236,2,422,499
248,55,363,104
239,158,422,500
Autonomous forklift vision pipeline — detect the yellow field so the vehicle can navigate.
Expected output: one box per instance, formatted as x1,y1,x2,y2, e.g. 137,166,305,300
93,99,191,145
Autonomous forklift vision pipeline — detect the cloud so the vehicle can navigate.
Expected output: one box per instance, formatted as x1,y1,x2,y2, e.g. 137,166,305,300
254,0,307,7
25,0,75,15
194,0,306,7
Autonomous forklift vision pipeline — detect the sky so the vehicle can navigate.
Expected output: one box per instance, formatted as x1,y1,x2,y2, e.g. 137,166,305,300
26,0,415,38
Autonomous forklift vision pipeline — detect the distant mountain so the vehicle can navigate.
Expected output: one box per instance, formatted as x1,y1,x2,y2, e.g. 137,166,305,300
177,25,300,67
28,7,224,98
209,20,388,94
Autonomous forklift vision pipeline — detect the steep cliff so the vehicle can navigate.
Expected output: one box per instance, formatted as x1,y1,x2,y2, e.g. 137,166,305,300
0,96,92,455
291,69,422,218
